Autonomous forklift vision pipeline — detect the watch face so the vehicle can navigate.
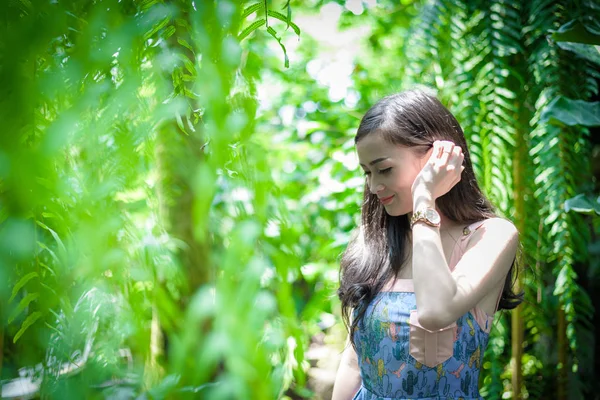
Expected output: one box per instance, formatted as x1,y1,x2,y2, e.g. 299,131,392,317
425,209,441,225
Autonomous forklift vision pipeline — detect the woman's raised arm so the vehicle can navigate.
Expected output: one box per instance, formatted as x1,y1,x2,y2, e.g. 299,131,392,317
331,338,361,400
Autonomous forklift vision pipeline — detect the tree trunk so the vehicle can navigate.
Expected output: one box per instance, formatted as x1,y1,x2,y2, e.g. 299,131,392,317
557,304,567,400
0,311,4,376
511,303,523,399
144,2,213,385
510,54,530,400
143,303,164,389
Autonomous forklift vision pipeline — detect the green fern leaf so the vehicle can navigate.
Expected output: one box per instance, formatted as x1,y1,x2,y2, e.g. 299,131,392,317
36,221,67,259
267,10,300,36
37,241,61,265
266,26,289,68
39,262,56,277
143,16,170,41
9,271,39,303
557,42,600,65
242,2,263,19
162,25,176,40
8,293,40,324
239,19,266,41
177,37,195,53
282,0,291,30
13,311,42,343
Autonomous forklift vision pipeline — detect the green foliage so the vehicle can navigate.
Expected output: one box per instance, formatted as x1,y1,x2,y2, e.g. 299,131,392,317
238,1,301,67
257,0,600,398
565,194,600,216
1,0,598,399
541,97,600,126
0,0,308,398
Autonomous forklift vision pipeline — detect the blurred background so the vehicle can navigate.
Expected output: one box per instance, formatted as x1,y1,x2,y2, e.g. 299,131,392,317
1,0,599,399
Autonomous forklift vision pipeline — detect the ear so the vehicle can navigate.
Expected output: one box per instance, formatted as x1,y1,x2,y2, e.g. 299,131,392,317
418,144,435,169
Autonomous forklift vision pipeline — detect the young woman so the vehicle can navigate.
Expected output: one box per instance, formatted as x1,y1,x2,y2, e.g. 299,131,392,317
332,90,522,400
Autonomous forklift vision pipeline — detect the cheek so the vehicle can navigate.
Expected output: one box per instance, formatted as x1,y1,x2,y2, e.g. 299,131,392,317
391,170,416,189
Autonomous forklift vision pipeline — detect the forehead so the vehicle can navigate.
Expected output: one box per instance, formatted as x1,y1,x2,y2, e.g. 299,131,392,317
356,133,413,164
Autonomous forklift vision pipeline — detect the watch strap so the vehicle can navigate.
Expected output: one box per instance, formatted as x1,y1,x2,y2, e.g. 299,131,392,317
410,208,440,228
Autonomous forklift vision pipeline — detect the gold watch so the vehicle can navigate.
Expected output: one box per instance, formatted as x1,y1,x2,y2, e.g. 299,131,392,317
410,207,441,228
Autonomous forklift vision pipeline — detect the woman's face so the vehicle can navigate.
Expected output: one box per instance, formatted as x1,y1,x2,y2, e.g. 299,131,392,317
356,133,429,216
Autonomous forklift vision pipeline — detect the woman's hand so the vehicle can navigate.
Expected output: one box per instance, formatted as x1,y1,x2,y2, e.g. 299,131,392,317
411,140,465,201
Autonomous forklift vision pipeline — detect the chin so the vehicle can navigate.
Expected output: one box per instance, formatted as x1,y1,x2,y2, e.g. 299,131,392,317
384,206,410,217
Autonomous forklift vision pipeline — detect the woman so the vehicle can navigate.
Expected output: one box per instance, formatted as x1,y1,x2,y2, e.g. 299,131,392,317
332,90,522,400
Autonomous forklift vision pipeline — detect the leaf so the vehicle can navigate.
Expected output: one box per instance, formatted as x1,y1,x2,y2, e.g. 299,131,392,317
39,262,57,277
147,374,181,398
266,26,289,68
239,19,266,41
564,194,600,215
9,272,38,303
241,2,263,19
37,241,61,265
550,20,600,45
9,293,40,324
17,0,33,13
283,0,291,30
263,0,269,28
556,41,600,65
175,110,187,134
13,312,42,343
162,25,176,40
177,37,195,53
143,16,170,41
36,220,67,260
540,96,600,127
267,10,301,36
40,281,58,297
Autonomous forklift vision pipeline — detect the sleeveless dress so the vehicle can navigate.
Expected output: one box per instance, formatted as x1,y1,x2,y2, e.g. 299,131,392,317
352,220,502,400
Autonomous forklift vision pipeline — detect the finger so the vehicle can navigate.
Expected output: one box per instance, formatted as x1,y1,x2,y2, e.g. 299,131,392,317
448,147,463,171
438,140,455,150
424,143,435,160
438,142,455,165
454,166,464,185
429,141,441,164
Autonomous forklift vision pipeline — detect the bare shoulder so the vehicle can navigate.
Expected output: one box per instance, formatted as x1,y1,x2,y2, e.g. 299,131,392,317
480,217,518,232
469,217,519,253
481,217,518,236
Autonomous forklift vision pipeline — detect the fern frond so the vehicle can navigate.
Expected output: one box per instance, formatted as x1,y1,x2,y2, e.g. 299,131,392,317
242,2,263,19
13,311,42,343
266,26,289,68
267,10,300,36
239,19,266,41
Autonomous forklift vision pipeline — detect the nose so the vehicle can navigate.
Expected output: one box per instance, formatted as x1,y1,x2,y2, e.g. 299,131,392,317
369,180,385,195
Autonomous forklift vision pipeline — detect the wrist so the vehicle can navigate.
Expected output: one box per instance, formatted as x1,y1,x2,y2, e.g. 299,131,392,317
412,185,435,209
412,199,436,215
411,177,434,196
410,205,441,228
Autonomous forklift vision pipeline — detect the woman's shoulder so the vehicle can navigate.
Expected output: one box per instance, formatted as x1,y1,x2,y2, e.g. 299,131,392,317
481,217,518,232
466,216,517,232
463,217,519,246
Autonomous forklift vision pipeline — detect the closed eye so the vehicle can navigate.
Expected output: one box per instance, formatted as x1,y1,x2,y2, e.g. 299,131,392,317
363,167,392,176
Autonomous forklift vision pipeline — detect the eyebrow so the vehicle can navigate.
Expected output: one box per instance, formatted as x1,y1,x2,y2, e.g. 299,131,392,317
360,157,389,167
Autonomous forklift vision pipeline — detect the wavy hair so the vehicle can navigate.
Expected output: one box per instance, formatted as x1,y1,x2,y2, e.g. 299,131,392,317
338,89,523,348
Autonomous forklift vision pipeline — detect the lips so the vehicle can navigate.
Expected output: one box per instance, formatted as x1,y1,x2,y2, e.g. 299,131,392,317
379,195,394,205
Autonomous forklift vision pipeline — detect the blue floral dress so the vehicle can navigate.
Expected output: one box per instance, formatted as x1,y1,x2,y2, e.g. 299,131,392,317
351,220,499,400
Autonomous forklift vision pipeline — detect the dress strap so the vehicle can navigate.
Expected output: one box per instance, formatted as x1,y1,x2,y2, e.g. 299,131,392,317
448,220,487,271
461,220,487,238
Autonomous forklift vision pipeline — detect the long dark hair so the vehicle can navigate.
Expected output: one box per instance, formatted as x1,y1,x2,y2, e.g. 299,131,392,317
338,89,523,347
